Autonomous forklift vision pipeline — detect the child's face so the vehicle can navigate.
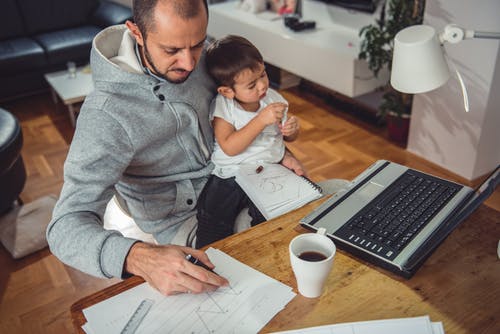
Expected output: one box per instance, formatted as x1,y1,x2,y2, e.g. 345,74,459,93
231,63,269,106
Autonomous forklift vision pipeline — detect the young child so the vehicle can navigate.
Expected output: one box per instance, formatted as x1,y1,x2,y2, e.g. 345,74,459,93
195,35,300,248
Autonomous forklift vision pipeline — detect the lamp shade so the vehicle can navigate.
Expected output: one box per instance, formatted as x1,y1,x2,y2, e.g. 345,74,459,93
391,25,451,94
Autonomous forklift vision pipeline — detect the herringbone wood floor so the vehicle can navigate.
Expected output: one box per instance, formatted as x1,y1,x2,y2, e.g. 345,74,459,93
1,88,499,333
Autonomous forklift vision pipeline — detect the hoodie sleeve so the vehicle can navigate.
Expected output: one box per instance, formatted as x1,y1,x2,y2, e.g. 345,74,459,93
47,99,138,278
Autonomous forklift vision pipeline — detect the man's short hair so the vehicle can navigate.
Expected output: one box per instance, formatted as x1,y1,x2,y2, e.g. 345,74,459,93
206,35,264,87
133,0,208,36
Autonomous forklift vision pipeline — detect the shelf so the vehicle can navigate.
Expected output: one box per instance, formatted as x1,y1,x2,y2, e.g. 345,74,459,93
207,0,389,97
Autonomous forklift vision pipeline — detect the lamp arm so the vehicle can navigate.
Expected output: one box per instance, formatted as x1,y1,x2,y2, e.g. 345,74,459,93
473,31,500,40
440,24,500,43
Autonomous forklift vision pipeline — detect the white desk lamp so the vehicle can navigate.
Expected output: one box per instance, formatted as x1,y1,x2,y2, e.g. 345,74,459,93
390,24,500,112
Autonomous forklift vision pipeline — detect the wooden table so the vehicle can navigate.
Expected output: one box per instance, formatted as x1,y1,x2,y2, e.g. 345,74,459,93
71,201,500,333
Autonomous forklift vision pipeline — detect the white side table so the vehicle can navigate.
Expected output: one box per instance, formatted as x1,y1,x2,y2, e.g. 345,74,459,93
44,66,94,127
208,0,389,97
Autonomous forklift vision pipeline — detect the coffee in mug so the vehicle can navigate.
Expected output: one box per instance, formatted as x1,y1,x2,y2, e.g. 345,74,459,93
298,251,327,262
289,228,336,298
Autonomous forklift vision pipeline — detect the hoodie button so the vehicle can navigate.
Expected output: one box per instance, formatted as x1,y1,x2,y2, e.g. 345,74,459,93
186,199,193,205
158,94,165,101
153,85,160,91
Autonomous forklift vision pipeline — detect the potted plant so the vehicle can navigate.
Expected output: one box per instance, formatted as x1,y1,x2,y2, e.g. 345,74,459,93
358,0,426,144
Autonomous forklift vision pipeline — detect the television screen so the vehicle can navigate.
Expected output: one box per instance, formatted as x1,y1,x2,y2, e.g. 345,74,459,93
317,0,378,13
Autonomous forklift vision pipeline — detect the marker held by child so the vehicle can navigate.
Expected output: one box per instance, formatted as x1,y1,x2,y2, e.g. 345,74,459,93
282,106,288,126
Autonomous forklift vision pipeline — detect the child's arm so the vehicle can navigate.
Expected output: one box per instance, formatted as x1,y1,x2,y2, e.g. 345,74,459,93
281,115,299,142
214,102,286,156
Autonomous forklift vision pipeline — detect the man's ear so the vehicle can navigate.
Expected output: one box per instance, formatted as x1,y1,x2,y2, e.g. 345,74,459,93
125,20,145,47
217,86,235,99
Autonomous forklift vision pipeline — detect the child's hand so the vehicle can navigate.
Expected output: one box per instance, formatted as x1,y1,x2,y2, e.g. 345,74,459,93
280,116,299,137
257,102,287,126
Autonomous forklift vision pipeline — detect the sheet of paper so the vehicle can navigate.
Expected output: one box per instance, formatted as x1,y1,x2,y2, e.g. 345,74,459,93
270,315,443,334
81,323,95,334
432,322,445,334
83,247,296,334
236,163,322,219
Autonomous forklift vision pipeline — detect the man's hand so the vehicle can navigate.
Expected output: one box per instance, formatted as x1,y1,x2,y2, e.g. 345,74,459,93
124,242,229,295
281,149,307,176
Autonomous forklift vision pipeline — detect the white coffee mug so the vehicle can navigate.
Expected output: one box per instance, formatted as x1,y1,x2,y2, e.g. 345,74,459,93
289,228,336,298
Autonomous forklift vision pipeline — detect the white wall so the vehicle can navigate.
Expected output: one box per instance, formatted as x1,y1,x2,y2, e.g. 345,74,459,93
407,0,500,181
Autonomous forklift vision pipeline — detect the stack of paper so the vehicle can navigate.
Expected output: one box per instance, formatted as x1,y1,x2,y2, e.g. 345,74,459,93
82,247,296,334
271,315,445,334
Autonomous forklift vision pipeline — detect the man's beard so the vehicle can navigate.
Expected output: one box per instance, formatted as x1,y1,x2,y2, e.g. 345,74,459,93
142,43,192,84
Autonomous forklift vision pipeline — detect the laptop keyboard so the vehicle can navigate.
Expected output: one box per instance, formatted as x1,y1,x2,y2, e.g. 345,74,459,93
334,170,461,261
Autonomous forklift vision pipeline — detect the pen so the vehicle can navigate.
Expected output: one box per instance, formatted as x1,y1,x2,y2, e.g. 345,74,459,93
185,254,217,274
282,106,288,126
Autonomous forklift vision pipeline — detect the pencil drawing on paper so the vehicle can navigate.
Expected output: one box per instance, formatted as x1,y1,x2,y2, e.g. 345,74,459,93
82,248,295,334
259,176,285,193
194,284,243,333
234,164,322,220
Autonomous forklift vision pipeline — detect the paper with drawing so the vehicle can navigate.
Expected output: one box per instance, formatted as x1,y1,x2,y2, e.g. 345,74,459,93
235,163,323,220
82,247,296,334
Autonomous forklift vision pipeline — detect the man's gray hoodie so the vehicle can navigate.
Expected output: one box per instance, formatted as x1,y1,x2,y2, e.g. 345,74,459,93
47,25,216,279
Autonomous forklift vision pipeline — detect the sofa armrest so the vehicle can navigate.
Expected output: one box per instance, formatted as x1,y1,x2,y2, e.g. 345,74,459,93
91,0,132,28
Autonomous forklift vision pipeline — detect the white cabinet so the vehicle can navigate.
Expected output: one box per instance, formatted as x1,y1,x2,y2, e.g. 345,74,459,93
207,0,389,97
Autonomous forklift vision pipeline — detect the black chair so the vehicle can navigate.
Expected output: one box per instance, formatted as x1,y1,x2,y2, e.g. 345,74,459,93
0,108,26,214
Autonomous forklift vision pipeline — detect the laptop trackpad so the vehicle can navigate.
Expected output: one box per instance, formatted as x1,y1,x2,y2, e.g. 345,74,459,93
358,181,385,200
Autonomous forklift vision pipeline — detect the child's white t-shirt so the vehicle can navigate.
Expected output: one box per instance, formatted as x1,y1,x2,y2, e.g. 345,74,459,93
210,88,287,178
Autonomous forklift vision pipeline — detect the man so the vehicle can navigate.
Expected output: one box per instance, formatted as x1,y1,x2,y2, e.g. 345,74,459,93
47,0,304,295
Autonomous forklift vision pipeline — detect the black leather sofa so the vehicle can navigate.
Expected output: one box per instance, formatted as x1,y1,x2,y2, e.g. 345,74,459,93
0,0,132,100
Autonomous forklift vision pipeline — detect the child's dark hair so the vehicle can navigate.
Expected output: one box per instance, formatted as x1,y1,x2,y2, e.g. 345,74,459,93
206,35,264,87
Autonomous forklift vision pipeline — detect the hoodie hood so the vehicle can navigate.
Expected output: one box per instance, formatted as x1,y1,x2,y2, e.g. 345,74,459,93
91,25,151,90
90,25,216,105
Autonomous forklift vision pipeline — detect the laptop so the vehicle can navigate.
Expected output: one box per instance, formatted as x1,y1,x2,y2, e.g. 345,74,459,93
300,160,500,278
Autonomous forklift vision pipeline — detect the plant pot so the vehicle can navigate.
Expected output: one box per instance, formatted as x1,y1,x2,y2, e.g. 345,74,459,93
386,112,410,144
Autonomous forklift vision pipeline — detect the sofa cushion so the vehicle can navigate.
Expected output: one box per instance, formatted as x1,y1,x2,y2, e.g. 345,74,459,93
91,0,133,27
0,37,47,75
34,25,101,65
0,71,50,99
17,0,100,35
0,0,26,40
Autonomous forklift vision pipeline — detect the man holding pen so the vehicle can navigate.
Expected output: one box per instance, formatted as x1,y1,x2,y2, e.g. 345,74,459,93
47,0,305,295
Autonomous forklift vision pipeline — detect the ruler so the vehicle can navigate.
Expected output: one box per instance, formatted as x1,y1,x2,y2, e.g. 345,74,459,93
120,299,154,334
